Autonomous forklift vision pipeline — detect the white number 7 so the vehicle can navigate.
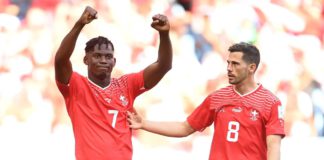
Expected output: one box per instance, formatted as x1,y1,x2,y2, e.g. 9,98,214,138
108,110,118,128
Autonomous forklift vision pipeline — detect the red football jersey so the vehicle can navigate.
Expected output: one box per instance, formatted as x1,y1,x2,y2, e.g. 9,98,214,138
187,85,285,160
56,71,147,160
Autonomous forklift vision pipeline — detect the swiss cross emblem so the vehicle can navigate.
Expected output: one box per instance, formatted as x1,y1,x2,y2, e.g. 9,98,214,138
250,109,259,121
120,95,128,106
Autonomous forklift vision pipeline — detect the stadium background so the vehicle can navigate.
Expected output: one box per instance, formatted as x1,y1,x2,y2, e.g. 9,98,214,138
0,0,324,159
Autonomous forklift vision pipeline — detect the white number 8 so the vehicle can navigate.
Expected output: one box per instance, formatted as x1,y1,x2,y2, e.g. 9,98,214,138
226,121,240,142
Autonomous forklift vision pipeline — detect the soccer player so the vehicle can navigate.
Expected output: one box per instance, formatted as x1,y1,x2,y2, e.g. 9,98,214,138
54,6,172,160
127,42,285,160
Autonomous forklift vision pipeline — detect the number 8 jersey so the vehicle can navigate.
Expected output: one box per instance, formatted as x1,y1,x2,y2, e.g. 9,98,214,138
187,84,285,160
56,71,148,160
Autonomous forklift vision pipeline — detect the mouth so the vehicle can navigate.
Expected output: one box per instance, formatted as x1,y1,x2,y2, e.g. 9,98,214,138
97,66,110,71
227,74,235,78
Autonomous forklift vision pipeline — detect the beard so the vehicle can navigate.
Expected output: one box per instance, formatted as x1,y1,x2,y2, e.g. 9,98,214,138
95,71,109,80
228,75,246,85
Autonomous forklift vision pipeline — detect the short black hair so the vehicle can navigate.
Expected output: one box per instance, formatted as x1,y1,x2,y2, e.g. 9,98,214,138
85,36,114,53
228,42,260,70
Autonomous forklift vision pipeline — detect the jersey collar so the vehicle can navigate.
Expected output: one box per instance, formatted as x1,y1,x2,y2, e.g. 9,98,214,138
87,77,111,90
232,83,261,97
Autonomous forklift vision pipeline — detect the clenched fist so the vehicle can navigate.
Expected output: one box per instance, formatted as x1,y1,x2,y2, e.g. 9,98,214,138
151,14,170,33
77,6,98,25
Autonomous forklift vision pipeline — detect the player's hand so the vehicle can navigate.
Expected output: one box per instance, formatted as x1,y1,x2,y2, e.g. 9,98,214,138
127,111,143,129
77,6,97,25
151,14,170,33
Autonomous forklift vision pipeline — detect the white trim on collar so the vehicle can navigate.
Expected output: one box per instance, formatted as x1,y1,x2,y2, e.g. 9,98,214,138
233,83,261,97
87,77,110,90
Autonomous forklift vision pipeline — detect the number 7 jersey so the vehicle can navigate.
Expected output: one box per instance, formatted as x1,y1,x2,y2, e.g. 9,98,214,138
187,84,285,160
56,71,148,160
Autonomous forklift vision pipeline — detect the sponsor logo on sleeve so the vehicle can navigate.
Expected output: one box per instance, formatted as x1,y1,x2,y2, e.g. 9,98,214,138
278,105,284,119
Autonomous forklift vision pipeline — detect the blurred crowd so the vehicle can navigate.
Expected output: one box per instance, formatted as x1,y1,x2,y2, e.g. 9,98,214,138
1,0,324,159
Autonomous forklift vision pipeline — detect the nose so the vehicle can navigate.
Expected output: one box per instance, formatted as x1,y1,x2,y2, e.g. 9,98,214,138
227,63,232,72
99,56,108,64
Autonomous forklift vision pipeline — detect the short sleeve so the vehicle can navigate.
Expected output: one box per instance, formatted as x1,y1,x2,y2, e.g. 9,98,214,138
266,101,285,137
56,79,70,98
126,70,148,97
187,96,215,132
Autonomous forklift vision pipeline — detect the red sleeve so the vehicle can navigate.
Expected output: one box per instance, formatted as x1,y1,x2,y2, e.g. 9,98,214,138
56,78,70,98
266,101,285,137
55,72,81,97
55,72,82,112
126,70,148,98
187,96,215,132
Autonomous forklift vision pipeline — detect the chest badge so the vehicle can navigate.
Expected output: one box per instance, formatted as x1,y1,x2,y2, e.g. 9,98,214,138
120,95,129,106
250,109,259,121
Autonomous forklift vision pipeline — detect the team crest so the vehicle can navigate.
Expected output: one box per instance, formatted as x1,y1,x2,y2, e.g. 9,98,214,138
119,95,128,106
250,109,259,121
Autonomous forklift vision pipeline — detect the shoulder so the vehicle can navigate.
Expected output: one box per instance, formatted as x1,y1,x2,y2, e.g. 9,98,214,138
207,85,235,110
71,71,85,79
258,85,280,105
116,70,143,80
114,70,144,85
114,73,130,84
70,72,87,83
209,85,233,97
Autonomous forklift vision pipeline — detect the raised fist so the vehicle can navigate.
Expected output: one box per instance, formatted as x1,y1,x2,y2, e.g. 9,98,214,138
151,14,170,33
78,6,98,25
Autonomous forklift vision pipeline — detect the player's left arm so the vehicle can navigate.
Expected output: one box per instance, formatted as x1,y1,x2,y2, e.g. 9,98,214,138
143,14,172,89
266,135,282,160
266,98,285,160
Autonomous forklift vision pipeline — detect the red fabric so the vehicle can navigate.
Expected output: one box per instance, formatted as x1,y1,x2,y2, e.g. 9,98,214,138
56,71,147,160
187,85,285,160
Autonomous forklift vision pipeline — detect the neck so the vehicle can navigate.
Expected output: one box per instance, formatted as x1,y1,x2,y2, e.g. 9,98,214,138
88,74,111,88
234,78,258,95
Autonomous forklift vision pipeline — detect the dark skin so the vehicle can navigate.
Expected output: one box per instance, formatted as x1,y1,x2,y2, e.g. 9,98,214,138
83,43,116,87
55,6,172,88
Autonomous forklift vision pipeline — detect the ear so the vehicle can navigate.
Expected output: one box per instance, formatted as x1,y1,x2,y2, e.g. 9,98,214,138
249,63,256,73
113,58,116,67
83,56,88,65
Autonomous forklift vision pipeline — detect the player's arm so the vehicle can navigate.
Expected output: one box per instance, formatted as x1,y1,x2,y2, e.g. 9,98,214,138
143,14,173,89
54,6,97,84
266,135,282,160
127,111,195,137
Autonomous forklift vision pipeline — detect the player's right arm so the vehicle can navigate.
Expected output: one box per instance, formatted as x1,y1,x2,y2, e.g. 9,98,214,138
127,111,195,137
54,6,97,84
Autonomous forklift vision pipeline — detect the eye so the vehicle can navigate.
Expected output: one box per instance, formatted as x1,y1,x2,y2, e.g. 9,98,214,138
94,54,100,58
232,62,239,66
106,54,113,59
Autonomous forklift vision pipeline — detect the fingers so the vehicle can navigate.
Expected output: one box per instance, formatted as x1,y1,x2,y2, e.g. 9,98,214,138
126,111,133,126
85,6,97,19
152,14,168,26
126,111,136,122
127,111,139,128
